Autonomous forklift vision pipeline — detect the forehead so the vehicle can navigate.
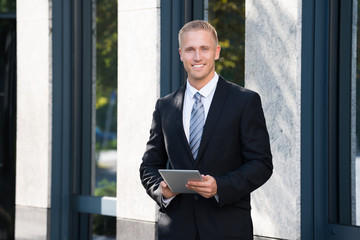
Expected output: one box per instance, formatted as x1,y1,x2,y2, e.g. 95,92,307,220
180,29,216,47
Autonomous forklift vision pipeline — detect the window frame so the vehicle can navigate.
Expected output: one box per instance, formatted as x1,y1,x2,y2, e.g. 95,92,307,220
301,0,360,239
160,0,203,97
51,0,116,239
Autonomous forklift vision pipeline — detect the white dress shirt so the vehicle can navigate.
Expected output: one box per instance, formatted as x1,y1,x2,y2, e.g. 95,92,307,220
183,73,219,141
162,73,219,206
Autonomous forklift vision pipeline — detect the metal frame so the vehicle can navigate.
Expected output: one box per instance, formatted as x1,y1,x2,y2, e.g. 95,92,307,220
73,195,116,217
51,0,117,239
160,0,204,97
51,0,73,238
302,0,360,239
301,0,316,239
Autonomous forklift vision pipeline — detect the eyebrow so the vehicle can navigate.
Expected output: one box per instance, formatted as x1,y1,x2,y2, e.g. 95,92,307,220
183,45,211,50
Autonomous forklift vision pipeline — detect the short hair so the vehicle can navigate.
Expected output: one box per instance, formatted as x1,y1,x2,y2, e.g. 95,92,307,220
178,20,218,47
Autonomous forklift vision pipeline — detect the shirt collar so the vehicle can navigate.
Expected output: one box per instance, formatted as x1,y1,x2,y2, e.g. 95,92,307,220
186,73,219,99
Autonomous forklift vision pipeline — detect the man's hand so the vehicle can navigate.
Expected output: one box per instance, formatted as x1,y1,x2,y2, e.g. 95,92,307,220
160,181,177,199
186,175,217,198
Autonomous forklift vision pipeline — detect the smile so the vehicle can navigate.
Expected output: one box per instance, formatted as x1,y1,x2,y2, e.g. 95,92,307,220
192,64,205,68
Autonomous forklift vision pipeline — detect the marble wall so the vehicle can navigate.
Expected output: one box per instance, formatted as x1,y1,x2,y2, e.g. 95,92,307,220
245,0,302,239
116,0,161,238
15,0,52,238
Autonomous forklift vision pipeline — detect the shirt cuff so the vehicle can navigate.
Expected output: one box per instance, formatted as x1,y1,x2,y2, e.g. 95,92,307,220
162,195,176,207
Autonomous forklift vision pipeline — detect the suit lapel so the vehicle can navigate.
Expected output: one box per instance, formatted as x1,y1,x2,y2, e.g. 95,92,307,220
195,77,227,166
173,86,194,164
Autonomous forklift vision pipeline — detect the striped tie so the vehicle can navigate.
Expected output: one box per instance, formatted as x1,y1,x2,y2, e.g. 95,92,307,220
189,92,204,159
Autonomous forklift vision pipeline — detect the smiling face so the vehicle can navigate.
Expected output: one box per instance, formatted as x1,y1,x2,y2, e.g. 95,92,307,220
179,29,221,90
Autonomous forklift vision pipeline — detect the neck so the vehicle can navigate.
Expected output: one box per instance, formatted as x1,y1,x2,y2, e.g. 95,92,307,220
188,72,215,90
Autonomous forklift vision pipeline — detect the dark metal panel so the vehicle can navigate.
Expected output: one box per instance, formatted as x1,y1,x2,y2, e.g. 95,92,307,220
160,0,172,97
337,0,353,225
304,0,360,238
313,0,330,239
51,0,73,239
328,0,340,224
192,0,204,20
160,0,204,97
327,224,360,239
170,0,185,93
301,0,316,238
80,0,93,196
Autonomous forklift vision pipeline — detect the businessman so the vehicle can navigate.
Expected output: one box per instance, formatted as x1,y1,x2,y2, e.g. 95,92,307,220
140,20,273,240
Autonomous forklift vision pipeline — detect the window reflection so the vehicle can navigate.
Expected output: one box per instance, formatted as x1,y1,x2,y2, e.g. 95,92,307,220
355,0,360,226
0,0,16,13
93,0,117,198
204,0,245,86
91,214,116,240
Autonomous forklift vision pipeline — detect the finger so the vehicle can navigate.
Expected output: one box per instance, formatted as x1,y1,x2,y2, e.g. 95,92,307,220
161,181,168,188
187,178,207,186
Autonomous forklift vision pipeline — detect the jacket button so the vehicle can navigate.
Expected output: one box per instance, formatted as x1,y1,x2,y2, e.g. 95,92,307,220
194,195,199,200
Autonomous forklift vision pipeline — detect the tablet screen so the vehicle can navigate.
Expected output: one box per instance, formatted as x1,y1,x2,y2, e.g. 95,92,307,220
158,169,203,194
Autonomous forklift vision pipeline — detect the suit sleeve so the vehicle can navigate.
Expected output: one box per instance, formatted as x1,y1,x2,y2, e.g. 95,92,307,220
215,92,273,207
139,100,168,207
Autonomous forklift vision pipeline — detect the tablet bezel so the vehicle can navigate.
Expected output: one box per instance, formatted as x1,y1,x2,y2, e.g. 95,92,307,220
158,169,203,194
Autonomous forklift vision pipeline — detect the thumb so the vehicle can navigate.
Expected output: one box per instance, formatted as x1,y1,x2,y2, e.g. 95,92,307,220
161,181,168,188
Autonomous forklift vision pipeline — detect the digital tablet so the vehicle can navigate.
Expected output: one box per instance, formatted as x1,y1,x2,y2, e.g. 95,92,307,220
158,169,203,194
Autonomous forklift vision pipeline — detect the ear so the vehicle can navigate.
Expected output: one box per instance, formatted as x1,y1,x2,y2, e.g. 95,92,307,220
214,45,221,60
179,48,183,62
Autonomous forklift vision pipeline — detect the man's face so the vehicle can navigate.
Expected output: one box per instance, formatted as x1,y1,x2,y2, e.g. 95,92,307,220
179,30,221,87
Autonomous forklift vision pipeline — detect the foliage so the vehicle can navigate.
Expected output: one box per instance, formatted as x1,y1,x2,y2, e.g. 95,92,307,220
0,0,15,13
96,0,118,133
208,0,245,86
96,139,117,151
95,179,116,197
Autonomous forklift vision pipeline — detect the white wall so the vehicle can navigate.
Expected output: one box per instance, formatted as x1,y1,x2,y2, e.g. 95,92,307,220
117,0,161,224
15,0,52,238
246,1,302,239
16,0,51,211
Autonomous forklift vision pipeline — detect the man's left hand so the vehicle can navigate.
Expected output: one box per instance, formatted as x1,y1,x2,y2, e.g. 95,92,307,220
186,174,217,198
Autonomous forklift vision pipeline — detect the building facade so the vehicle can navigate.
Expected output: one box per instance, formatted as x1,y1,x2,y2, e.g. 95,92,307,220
1,0,359,239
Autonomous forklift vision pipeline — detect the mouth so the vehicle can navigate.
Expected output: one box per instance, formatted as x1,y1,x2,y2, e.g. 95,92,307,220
192,64,205,68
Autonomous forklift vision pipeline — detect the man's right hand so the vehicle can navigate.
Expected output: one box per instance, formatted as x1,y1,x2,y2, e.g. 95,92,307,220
160,181,177,199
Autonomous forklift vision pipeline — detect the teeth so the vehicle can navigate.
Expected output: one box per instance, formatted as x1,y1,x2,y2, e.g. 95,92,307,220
193,64,204,68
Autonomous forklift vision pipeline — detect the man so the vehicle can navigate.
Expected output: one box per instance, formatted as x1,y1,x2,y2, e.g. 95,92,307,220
140,20,273,240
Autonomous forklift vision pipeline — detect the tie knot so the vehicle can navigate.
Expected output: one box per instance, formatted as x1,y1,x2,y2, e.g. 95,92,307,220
194,92,202,101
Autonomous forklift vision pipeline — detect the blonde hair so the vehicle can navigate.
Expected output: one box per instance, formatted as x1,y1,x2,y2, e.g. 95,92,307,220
178,20,218,47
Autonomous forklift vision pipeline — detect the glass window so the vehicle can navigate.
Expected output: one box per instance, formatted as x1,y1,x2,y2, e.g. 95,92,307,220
93,0,118,198
354,0,360,226
92,214,116,239
0,0,16,13
333,0,360,227
204,0,245,86
0,17,16,240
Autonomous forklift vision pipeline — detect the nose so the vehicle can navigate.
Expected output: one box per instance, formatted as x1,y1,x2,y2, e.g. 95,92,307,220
194,50,201,61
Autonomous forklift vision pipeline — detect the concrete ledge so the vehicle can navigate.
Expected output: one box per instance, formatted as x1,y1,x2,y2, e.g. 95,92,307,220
15,205,49,240
255,236,284,240
117,218,156,240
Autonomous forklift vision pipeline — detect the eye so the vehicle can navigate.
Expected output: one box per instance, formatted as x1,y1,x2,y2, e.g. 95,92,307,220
202,47,209,51
186,48,193,52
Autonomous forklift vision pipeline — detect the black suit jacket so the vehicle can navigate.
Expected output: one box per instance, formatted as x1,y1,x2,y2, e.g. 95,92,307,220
140,77,273,240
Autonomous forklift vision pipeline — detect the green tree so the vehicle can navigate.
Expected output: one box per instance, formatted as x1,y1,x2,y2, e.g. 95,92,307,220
96,0,118,133
208,0,245,86
0,0,16,13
